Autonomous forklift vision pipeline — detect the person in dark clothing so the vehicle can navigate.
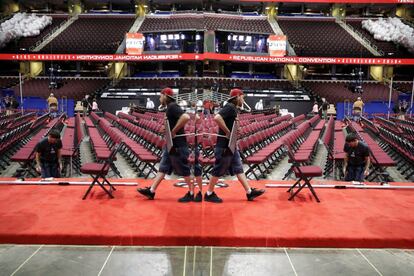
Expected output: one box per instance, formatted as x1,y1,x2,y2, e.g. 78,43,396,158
35,129,62,178
319,98,329,120
81,95,91,117
3,96,12,115
11,96,19,110
205,88,265,203
137,87,196,202
343,133,370,182
399,100,408,120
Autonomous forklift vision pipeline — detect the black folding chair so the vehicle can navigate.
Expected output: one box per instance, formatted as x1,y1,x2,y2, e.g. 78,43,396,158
285,146,322,202
81,143,121,200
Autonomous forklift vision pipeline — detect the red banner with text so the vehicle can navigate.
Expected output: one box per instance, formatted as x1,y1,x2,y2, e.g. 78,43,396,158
1,53,413,65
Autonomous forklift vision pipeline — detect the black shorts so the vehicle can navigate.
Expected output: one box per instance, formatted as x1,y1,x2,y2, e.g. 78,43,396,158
211,147,244,177
159,146,191,177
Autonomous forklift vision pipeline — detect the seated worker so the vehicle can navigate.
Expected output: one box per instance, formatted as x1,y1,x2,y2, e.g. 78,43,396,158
35,129,63,178
343,133,370,182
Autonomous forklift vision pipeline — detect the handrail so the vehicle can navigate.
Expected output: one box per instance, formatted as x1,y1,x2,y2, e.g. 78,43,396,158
29,17,69,51
339,18,384,56
29,14,78,52
347,23,384,56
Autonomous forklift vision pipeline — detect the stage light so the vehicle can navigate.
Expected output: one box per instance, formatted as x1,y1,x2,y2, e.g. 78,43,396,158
160,34,167,41
181,34,185,39
174,34,179,40
195,34,201,40
168,34,174,40
246,36,251,42
239,35,244,41
233,35,238,41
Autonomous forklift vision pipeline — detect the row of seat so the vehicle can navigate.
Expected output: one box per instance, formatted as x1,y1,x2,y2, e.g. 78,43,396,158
41,16,136,54
0,112,21,129
324,117,347,179
116,78,296,92
139,14,273,34
283,118,323,180
118,112,136,122
60,113,83,177
302,81,401,105
277,18,373,57
102,115,160,178
374,116,403,135
0,116,35,173
0,112,35,136
12,78,109,100
378,126,414,180
241,121,294,180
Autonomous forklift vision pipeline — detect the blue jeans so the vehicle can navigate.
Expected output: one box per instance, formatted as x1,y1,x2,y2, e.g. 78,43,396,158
345,165,364,182
353,112,361,122
41,162,60,178
159,146,191,177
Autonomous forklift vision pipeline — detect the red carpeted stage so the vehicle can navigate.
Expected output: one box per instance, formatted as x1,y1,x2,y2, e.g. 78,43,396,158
0,178,414,248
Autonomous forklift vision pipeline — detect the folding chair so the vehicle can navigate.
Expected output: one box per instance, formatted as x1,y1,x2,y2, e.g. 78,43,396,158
81,143,121,200
285,146,321,202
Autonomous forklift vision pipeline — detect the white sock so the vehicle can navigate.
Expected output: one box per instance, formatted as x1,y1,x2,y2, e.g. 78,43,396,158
207,190,213,196
189,191,194,195
247,188,252,194
150,187,155,193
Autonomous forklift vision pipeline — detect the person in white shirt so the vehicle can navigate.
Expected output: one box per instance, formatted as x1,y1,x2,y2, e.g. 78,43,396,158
146,98,155,109
92,99,99,111
312,101,318,114
196,99,203,113
255,99,264,111
179,100,188,111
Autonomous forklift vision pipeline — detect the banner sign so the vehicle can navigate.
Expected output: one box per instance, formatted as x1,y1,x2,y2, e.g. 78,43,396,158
0,53,200,61
125,33,145,55
212,53,414,65
268,35,287,57
241,0,414,3
1,53,413,65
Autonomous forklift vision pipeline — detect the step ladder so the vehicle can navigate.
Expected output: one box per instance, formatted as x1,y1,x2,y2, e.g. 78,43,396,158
344,99,352,119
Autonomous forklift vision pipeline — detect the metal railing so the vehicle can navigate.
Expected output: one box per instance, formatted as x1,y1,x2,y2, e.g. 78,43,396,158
173,89,230,105
337,18,384,56
29,14,79,52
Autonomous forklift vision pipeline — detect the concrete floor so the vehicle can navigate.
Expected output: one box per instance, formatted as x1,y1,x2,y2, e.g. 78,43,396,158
1,244,414,276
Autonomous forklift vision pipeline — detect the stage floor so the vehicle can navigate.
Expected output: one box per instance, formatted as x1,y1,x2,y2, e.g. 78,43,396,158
0,178,414,248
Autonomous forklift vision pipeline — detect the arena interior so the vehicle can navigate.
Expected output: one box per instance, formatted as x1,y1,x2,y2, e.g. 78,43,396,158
0,0,414,275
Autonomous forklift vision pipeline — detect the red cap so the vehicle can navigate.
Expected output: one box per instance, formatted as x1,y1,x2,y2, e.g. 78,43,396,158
229,88,244,99
161,87,174,97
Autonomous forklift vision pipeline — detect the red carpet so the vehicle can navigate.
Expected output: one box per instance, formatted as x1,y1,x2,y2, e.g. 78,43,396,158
1,179,414,248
